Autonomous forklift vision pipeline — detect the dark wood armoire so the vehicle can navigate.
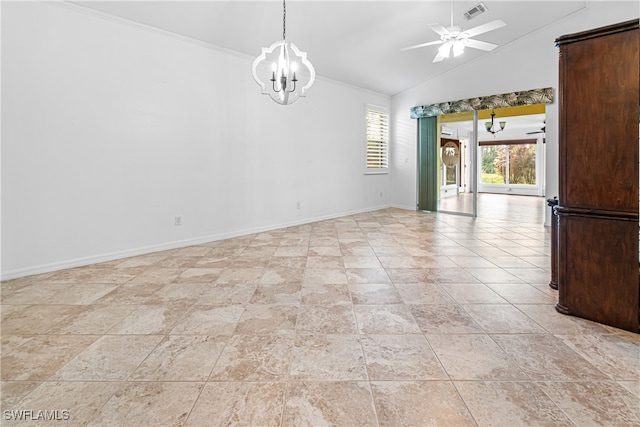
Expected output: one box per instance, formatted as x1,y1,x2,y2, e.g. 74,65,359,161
554,20,640,333
555,19,639,333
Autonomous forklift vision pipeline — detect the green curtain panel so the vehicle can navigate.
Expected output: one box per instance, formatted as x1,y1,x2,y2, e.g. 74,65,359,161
417,116,439,211
410,87,554,119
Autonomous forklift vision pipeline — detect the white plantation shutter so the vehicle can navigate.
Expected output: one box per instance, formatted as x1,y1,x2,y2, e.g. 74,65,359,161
366,108,389,170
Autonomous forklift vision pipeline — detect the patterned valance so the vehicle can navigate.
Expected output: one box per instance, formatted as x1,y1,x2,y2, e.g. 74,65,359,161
410,87,554,119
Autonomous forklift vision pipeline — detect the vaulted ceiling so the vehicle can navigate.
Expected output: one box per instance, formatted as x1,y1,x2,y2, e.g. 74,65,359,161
72,1,590,96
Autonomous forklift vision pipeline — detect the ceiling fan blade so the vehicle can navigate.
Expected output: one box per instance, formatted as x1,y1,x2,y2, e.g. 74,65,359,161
463,38,498,51
461,19,506,38
433,43,451,62
428,23,450,37
400,40,445,51
433,53,446,63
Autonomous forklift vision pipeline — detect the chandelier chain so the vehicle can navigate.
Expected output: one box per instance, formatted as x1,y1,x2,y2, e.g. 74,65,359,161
282,0,286,40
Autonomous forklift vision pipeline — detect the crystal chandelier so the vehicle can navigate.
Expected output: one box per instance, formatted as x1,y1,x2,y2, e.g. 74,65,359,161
252,0,315,105
485,110,506,136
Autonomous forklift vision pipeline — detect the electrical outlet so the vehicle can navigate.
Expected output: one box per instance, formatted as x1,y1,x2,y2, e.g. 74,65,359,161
379,192,383,198
296,202,301,210
175,216,182,226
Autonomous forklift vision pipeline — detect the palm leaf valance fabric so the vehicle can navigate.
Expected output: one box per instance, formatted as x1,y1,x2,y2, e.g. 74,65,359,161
410,87,554,119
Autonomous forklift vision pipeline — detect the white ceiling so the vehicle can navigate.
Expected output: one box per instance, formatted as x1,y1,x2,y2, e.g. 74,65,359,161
71,0,589,96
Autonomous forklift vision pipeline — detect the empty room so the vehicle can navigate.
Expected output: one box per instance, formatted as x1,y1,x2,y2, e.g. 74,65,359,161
1,1,639,426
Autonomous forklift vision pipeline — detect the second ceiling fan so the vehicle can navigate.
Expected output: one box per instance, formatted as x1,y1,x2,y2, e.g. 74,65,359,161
401,3,506,63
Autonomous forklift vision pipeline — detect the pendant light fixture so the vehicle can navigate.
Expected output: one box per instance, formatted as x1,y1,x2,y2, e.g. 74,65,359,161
252,0,315,105
485,110,506,136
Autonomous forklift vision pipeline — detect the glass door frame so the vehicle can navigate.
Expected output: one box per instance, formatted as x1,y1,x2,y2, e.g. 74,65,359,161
436,110,478,218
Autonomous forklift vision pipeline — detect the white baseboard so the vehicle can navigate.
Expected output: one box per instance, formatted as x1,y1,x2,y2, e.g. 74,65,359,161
390,204,418,211
1,205,392,281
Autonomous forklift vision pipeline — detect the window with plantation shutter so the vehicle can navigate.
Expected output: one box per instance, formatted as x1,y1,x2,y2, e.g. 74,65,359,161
366,107,389,172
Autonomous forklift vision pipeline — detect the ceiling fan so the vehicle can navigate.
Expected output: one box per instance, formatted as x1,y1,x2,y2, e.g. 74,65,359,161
526,121,546,135
401,5,506,62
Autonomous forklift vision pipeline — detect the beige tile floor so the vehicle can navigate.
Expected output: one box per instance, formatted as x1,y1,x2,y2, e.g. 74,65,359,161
1,202,639,426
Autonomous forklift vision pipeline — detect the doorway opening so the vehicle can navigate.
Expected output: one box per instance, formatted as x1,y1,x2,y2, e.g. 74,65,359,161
421,104,547,218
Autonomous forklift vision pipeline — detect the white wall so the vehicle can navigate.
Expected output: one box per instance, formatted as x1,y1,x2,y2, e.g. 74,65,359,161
390,1,639,222
0,2,390,279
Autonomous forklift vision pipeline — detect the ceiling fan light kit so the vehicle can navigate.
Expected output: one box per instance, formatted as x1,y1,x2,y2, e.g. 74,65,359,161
252,0,315,105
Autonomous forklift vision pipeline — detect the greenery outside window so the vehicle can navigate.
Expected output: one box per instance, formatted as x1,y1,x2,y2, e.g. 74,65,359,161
481,141,536,185
366,107,389,173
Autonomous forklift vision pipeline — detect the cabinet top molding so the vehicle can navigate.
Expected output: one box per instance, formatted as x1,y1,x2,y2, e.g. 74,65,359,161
555,19,638,46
